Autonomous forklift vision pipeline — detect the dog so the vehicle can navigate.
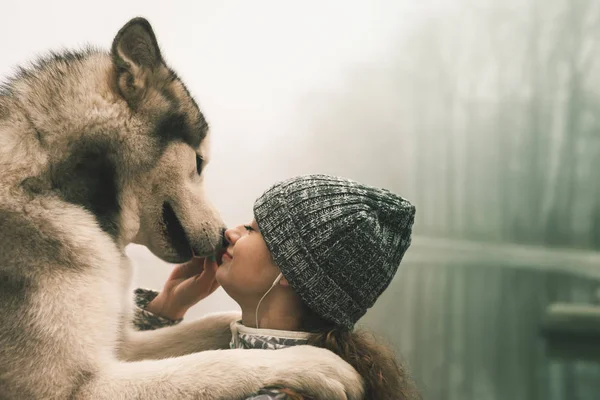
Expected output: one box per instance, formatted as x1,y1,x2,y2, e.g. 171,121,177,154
0,18,363,399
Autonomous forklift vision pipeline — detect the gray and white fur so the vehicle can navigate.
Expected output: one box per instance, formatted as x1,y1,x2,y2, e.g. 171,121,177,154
0,18,363,400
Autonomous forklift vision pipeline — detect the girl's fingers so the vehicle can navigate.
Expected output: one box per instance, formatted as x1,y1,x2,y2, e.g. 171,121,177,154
209,280,221,294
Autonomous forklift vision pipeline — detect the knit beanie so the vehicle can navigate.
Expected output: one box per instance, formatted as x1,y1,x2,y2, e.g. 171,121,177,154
253,174,415,330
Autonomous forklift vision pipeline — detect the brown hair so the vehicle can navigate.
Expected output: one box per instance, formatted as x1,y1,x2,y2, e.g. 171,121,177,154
285,306,422,400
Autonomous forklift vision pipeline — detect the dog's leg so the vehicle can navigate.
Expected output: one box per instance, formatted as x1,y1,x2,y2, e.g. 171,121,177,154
75,346,364,400
119,311,240,361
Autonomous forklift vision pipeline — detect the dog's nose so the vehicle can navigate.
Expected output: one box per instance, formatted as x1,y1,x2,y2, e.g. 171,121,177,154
220,227,229,249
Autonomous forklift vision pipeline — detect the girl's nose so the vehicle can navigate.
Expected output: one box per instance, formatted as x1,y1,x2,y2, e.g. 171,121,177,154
224,226,240,246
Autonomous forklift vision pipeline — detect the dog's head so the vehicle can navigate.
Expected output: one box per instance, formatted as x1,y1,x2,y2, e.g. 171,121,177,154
6,18,225,263
107,18,226,262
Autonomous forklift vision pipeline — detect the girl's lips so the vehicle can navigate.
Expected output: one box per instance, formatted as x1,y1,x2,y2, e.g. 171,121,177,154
220,252,233,264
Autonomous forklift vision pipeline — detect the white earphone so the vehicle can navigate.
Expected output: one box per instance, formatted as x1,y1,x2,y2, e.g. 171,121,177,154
271,272,284,287
255,272,283,329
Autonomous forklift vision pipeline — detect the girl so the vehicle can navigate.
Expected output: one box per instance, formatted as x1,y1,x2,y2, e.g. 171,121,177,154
136,174,420,400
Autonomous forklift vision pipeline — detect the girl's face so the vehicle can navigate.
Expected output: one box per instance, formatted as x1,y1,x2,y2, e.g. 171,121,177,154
216,219,283,306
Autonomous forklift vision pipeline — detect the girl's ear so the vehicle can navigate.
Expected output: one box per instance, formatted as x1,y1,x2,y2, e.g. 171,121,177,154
279,276,291,287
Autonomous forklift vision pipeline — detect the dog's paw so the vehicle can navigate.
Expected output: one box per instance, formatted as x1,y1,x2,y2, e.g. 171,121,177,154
194,310,242,349
265,345,364,400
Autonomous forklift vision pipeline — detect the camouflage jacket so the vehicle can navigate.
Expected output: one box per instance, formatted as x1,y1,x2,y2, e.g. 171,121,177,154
133,289,312,400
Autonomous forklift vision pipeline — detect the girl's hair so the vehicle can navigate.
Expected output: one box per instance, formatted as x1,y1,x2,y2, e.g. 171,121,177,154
293,306,422,400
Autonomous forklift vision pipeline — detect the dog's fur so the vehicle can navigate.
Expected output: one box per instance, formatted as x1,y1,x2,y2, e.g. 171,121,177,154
0,18,363,399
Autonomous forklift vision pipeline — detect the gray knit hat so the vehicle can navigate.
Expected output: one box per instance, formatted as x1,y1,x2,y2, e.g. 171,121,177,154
253,174,415,330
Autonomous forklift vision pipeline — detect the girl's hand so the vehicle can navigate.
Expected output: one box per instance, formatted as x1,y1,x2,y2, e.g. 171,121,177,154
145,257,220,320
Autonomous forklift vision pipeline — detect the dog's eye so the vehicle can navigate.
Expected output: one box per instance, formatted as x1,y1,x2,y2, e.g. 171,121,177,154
195,154,203,175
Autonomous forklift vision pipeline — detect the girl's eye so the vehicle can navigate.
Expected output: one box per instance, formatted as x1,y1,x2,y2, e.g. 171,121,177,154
195,154,203,175
243,225,254,232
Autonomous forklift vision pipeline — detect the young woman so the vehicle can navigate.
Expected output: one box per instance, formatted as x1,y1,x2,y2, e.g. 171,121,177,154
135,174,421,400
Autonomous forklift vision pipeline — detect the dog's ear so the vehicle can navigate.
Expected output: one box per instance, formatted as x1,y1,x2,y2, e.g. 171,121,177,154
111,17,164,106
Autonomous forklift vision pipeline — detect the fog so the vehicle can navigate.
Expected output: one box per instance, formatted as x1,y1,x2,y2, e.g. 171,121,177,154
3,1,599,398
